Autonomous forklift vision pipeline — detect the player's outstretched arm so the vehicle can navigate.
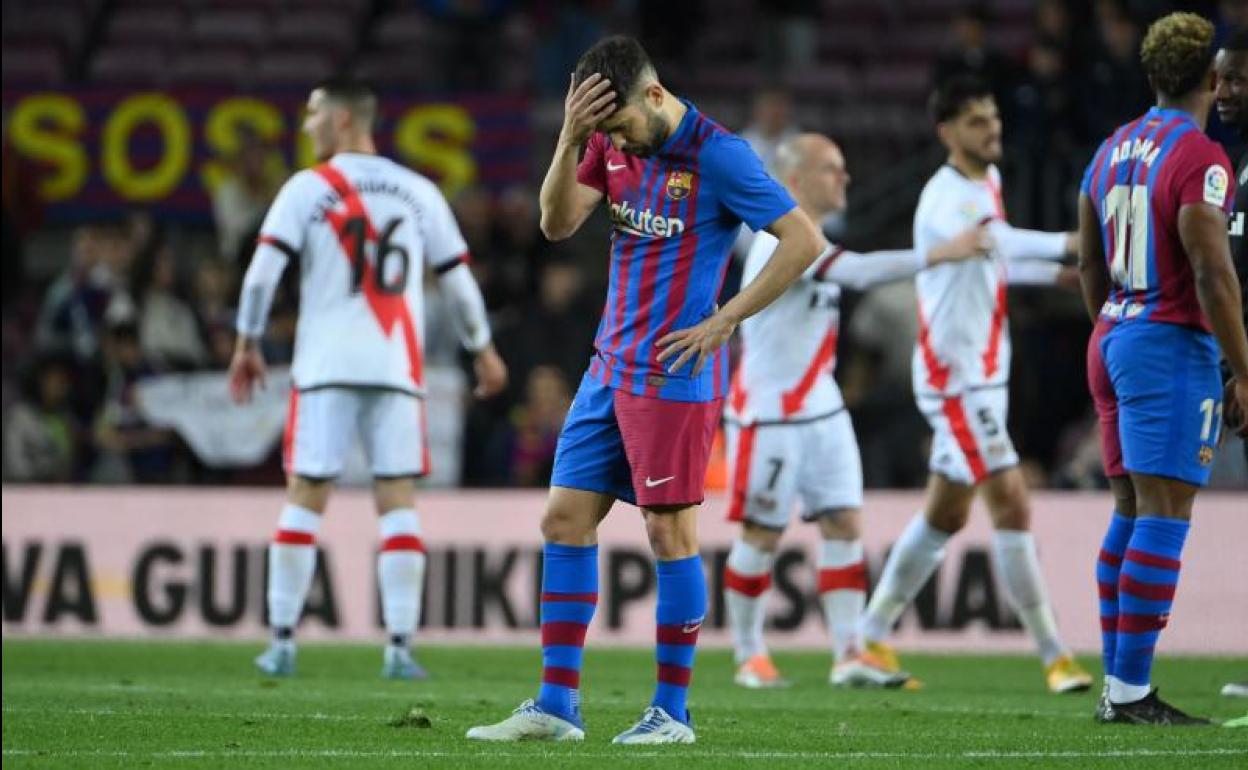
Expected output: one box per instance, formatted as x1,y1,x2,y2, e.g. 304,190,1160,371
539,74,612,241
815,223,991,292
1180,202,1248,433
991,221,1075,262
1004,260,1080,289
1076,193,1110,322
815,248,924,291
658,207,824,374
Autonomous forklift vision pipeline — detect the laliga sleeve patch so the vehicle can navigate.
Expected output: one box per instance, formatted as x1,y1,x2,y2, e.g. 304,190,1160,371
1204,164,1229,207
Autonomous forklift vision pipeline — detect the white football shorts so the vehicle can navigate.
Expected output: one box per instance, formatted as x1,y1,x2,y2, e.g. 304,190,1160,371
917,385,1018,486
725,409,863,529
283,387,428,479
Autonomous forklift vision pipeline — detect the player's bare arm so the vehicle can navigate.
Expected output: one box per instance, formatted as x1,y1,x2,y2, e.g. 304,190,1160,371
1179,201,1248,432
658,206,824,374
1077,193,1111,323
539,73,614,240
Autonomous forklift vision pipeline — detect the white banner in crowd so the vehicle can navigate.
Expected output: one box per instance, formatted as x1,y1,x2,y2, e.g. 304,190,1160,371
133,365,466,486
136,368,293,468
3,487,1245,655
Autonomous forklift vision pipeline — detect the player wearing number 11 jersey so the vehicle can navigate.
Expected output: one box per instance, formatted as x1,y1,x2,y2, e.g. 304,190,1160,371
1078,13,1248,725
228,80,507,681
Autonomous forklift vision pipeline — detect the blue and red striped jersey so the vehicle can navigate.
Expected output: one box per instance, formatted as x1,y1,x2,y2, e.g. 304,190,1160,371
1080,107,1235,332
576,101,796,402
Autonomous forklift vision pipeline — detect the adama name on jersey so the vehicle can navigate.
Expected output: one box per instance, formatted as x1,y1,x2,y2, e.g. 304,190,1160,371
1108,135,1163,168
609,199,687,238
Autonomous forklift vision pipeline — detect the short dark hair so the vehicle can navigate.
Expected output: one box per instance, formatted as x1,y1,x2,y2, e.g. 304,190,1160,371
1223,26,1248,53
573,36,656,110
314,78,378,129
928,75,994,124
1141,12,1216,99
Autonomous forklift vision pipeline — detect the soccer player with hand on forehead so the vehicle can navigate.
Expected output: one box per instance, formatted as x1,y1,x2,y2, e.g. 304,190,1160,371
467,36,824,745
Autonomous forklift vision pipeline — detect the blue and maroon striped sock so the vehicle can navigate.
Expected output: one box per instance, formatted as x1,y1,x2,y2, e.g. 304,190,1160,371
652,555,707,724
1095,512,1134,678
1113,517,1188,695
535,543,598,724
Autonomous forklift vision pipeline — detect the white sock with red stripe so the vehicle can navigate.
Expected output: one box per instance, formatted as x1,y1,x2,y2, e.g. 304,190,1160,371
377,508,426,648
993,529,1067,666
860,513,949,643
723,539,775,664
817,539,867,661
267,504,322,638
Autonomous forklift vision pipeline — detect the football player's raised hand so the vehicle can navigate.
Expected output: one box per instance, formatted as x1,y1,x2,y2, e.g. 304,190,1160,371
561,73,616,146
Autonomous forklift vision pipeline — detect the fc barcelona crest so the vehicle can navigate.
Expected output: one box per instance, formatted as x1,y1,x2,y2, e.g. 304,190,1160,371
666,170,692,200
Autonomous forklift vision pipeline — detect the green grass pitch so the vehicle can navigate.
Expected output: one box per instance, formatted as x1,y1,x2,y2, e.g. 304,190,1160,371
2,640,1245,768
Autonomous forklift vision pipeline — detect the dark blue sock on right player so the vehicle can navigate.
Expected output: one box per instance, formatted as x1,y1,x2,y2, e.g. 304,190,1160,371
536,543,598,724
1096,512,1134,677
1115,517,1188,687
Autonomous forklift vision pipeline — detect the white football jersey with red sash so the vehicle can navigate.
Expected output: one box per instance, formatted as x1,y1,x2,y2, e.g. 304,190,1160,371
911,164,1012,400
727,232,846,426
255,152,468,396
910,164,1067,484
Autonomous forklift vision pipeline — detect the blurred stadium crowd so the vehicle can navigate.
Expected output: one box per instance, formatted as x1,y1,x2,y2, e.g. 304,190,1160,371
3,0,1247,488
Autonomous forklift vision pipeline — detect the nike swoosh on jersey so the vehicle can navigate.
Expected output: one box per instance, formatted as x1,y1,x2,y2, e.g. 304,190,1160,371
607,161,627,172
644,475,676,488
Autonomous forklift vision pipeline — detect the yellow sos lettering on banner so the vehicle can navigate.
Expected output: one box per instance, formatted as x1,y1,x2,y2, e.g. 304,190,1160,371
394,104,477,200
5,91,481,204
7,93,89,201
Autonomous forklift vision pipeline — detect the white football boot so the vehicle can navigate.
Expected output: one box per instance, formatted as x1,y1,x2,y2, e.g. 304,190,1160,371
381,646,428,681
611,706,695,745
254,641,296,677
465,699,585,741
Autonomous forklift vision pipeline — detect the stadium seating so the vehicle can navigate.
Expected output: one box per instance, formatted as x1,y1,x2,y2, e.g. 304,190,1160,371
1,44,66,86
188,9,269,49
270,12,357,64
169,49,250,86
1,0,1036,149
254,52,336,87
2,3,92,60
105,8,186,46
88,45,167,85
